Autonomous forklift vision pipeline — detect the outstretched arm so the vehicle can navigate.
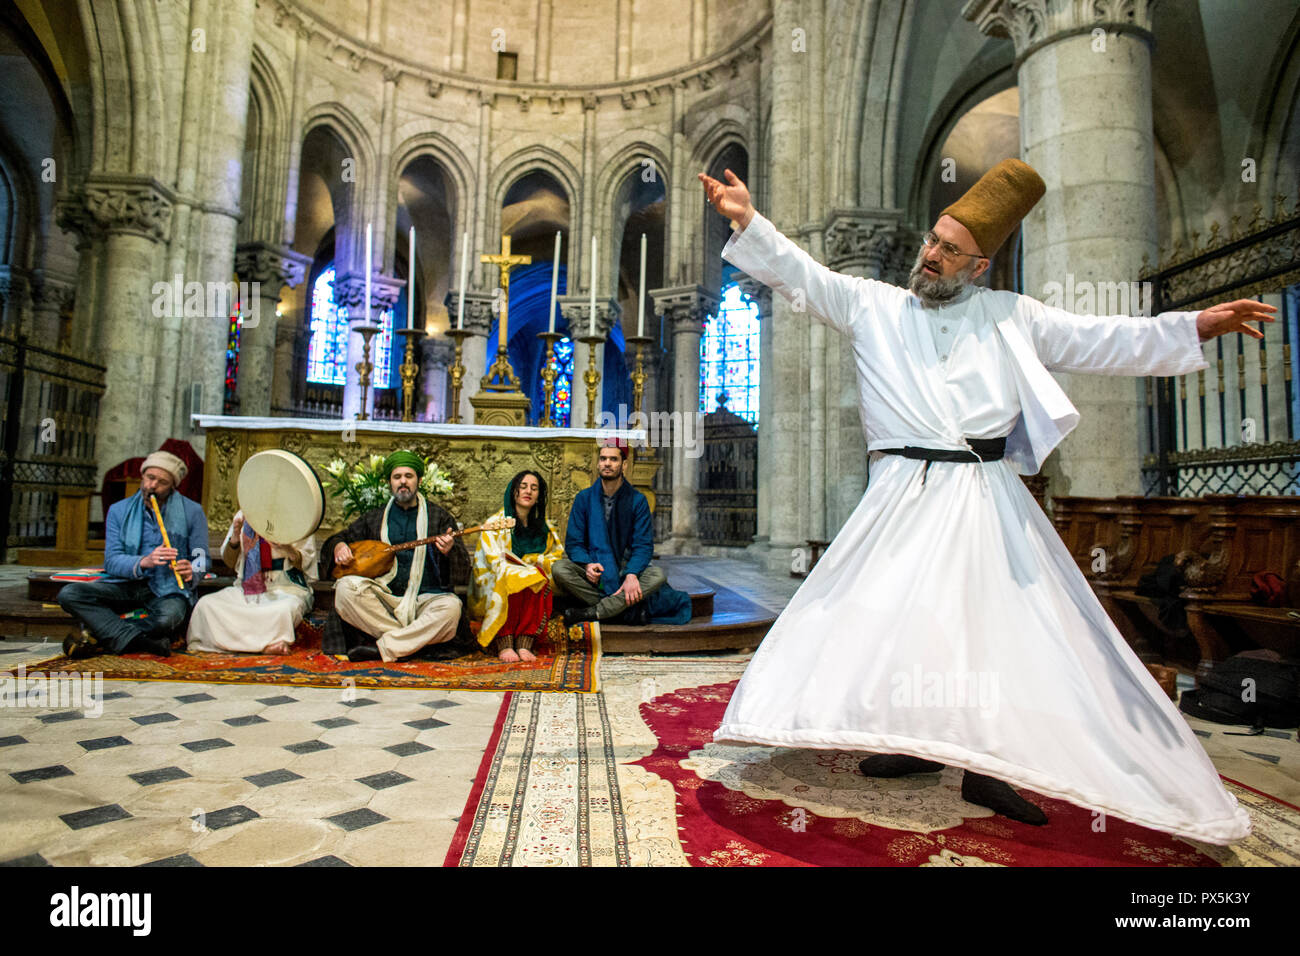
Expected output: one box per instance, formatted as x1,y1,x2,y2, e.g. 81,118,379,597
699,169,876,335
1021,296,1272,377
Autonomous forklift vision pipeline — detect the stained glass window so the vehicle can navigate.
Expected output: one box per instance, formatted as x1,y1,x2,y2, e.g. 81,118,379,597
550,336,575,427
307,265,394,387
223,306,242,413
700,281,760,422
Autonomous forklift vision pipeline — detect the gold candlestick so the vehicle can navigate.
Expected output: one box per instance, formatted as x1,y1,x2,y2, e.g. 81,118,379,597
396,327,427,422
352,323,381,421
537,330,566,427
578,332,604,430
626,334,654,416
444,327,475,424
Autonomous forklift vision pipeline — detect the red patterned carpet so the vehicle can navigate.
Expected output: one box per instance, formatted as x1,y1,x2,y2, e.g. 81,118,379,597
634,680,1300,866
31,616,600,693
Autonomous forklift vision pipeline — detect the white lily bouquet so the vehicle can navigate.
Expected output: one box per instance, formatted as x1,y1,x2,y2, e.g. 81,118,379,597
323,453,455,521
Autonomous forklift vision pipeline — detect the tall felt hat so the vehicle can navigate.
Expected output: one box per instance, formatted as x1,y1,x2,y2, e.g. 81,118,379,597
940,158,1046,257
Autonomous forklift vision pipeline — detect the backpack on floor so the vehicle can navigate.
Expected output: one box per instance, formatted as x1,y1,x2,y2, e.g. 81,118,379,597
1179,649,1300,729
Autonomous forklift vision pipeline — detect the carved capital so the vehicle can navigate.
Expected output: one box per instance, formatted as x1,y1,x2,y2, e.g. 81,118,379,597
443,291,495,335
335,272,405,314
556,295,621,339
57,175,175,243
31,272,76,312
824,209,916,284
421,336,456,366
233,241,312,292
962,0,1157,63
651,284,719,336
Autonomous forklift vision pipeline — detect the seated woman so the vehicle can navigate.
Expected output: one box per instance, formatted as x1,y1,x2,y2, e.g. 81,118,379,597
469,470,563,662
186,510,317,655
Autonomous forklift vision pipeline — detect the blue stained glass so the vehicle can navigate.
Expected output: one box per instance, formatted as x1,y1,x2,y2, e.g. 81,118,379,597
552,336,575,428
307,265,394,388
700,282,760,423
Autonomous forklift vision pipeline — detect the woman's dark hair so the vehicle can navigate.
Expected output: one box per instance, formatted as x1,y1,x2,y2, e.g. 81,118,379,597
508,470,548,532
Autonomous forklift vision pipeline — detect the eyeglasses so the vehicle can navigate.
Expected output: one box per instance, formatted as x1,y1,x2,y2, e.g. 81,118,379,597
923,230,985,262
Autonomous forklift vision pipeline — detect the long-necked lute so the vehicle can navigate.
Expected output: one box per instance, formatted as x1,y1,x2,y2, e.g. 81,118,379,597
331,516,515,580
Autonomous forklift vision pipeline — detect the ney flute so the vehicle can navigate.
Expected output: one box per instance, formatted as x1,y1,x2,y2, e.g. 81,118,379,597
149,493,186,589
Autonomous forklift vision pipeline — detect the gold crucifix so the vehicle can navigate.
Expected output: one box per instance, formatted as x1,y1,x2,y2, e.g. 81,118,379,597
480,234,531,391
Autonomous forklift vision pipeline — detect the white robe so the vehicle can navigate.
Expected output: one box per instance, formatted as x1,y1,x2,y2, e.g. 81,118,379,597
186,522,318,654
715,212,1251,846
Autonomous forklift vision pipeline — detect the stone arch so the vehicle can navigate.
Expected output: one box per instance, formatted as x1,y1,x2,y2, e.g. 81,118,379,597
240,43,292,244
596,137,671,274
487,145,581,285
300,102,377,275
1246,12,1300,207
389,131,475,240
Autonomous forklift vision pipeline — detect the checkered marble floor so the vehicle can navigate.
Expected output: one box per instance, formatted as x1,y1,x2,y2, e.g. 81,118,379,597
0,643,502,866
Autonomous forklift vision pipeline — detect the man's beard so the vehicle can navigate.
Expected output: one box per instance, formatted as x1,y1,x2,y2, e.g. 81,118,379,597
908,248,974,309
393,486,417,506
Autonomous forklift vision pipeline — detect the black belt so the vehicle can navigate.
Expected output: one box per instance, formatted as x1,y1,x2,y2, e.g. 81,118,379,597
879,437,1006,485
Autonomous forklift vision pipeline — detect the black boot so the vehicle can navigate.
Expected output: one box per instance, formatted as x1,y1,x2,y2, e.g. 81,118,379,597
961,771,1048,825
347,644,382,662
858,753,945,777
62,627,100,660
563,605,598,628
126,632,172,657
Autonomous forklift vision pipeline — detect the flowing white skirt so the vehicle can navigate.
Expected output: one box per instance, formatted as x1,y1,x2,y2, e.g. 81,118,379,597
186,578,311,654
715,454,1251,845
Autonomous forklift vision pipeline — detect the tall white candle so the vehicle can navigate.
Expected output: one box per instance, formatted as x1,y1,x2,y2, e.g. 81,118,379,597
364,222,372,322
457,231,468,329
407,225,415,330
589,233,597,337
548,230,561,335
637,232,646,337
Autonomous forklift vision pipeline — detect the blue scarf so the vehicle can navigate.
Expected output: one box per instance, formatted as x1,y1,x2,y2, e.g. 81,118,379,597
118,490,190,598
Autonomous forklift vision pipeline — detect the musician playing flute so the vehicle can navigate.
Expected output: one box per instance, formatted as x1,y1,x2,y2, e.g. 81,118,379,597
59,450,209,659
320,450,474,662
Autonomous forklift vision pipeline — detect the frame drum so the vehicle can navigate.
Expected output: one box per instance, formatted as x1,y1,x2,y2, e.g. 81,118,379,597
236,450,325,544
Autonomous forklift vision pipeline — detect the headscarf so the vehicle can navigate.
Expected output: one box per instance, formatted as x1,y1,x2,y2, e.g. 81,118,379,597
383,450,426,479
504,470,549,557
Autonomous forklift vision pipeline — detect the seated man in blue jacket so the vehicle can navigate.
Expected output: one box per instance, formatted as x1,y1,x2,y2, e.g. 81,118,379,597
555,439,671,627
59,450,209,659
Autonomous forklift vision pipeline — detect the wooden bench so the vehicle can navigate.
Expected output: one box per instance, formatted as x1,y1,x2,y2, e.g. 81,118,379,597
1054,494,1300,676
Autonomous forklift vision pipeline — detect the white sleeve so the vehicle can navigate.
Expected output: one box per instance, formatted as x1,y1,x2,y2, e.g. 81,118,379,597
721,211,880,336
1021,296,1209,377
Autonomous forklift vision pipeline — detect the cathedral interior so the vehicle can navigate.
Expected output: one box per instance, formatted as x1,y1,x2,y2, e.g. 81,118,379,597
0,0,1298,882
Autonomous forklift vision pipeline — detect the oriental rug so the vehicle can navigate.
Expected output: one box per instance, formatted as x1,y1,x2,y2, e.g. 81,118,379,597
28,616,601,693
446,657,1300,866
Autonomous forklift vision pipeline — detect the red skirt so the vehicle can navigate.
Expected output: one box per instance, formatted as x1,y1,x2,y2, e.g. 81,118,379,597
501,582,553,642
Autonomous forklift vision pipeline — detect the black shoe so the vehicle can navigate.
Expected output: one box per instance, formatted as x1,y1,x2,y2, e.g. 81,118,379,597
961,771,1048,825
126,633,172,657
419,640,469,662
563,606,597,628
347,644,382,662
616,603,651,626
858,753,945,778
62,628,99,660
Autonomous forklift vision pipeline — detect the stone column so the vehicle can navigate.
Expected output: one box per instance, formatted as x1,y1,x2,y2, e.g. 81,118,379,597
444,291,493,423
652,284,718,553
0,266,31,336
272,318,298,414
30,273,76,345
420,337,454,421
233,242,310,416
734,273,772,549
56,176,174,482
965,0,1160,496
557,295,619,429
336,272,404,419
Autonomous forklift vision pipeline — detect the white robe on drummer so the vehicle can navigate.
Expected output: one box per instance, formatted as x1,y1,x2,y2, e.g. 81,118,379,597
715,211,1251,846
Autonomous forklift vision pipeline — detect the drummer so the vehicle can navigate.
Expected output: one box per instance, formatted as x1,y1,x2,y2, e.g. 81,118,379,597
59,449,209,659
186,510,318,655
319,450,476,662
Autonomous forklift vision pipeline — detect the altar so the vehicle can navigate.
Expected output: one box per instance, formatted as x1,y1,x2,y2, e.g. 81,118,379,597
193,416,658,542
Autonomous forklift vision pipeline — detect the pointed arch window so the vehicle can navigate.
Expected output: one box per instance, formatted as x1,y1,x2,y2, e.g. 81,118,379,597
306,264,394,387
700,281,760,423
